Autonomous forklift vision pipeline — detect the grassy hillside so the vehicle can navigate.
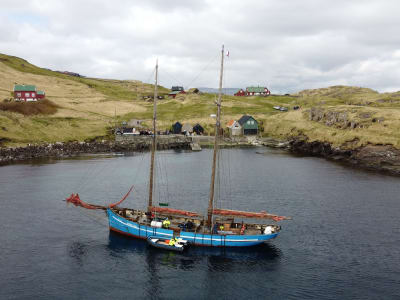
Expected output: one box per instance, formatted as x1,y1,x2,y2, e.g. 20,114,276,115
1,53,400,149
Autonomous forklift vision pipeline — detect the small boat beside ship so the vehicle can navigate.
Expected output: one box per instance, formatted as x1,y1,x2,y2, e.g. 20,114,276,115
147,236,189,252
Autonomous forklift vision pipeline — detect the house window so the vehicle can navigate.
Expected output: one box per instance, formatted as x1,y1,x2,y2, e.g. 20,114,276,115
17,93,21,97
251,120,254,125
25,92,30,97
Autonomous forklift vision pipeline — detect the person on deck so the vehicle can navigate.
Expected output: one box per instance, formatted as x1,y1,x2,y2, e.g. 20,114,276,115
162,218,170,229
169,238,175,246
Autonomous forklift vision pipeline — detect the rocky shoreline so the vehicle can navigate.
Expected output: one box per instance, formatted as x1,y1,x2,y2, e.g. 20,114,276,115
0,137,190,165
287,137,400,176
2,136,400,176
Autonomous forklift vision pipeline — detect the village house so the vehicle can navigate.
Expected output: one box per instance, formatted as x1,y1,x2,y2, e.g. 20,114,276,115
226,120,242,136
246,86,270,96
238,115,259,135
168,86,186,98
234,86,270,97
13,84,45,102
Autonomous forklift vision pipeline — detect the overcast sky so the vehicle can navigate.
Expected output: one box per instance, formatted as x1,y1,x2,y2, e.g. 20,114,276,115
1,0,400,93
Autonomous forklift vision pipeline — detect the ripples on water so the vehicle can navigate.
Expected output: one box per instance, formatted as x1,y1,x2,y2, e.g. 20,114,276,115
0,148,399,299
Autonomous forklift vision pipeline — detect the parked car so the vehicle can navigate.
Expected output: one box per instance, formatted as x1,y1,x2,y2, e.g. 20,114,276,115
279,107,288,112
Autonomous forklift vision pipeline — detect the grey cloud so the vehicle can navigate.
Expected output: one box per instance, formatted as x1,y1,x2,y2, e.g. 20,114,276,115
0,0,399,93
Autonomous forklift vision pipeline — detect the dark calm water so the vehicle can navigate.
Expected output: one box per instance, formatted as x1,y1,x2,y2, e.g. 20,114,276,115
1,148,399,299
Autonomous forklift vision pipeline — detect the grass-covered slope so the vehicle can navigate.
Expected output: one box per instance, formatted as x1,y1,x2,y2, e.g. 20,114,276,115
1,53,400,149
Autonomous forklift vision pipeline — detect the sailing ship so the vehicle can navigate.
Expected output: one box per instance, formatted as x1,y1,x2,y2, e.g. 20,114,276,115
66,46,290,247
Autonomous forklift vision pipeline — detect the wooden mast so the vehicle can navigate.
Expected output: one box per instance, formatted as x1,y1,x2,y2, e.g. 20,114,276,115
207,45,225,228
148,60,158,214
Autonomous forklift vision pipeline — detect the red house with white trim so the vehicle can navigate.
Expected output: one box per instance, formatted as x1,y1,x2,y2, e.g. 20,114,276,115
13,84,45,101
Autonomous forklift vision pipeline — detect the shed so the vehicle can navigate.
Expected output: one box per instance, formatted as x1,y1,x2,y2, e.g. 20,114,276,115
226,120,242,136
36,90,45,99
172,122,182,134
234,89,246,97
193,123,204,135
237,115,258,135
182,123,193,135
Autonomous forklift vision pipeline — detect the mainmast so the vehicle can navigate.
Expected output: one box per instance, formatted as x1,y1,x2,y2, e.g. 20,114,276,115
148,60,158,214
207,45,225,228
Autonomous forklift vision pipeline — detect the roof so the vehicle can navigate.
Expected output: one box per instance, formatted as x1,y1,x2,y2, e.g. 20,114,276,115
238,115,256,125
171,86,184,91
227,120,241,128
193,123,204,130
36,91,45,95
226,120,235,127
14,84,36,92
246,86,267,93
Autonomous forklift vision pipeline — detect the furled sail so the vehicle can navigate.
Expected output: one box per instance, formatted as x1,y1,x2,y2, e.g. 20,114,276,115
151,206,200,217
212,208,291,221
66,193,103,209
66,186,133,210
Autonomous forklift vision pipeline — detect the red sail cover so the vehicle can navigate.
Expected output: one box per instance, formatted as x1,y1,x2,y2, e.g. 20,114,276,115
108,185,134,208
151,206,199,217
212,209,290,221
66,193,99,209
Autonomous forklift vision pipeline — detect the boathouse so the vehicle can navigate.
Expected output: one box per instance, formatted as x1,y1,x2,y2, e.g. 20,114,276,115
227,120,242,136
193,123,204,135
172,122,182,134
238,115,258,135
13,84,45,102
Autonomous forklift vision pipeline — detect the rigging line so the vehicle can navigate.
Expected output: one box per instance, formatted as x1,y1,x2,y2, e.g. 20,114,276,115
75,157,114,195
184,54,219,89
144,67,156,85
162,69,183,87
227,148,233,209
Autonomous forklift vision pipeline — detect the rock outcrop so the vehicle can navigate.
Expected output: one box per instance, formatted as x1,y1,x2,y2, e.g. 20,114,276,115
288,137,400,175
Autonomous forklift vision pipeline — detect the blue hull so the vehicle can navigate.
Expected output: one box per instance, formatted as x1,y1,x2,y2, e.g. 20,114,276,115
107,209,279,247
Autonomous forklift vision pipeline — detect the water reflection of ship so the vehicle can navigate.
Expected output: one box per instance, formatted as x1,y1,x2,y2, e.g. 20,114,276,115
107,231,282,269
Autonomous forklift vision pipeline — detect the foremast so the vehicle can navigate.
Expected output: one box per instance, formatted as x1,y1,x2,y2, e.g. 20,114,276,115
207,45,225,228
148,60,158,214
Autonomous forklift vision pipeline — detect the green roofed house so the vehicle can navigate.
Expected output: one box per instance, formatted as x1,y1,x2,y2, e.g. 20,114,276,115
245,86,270,96
238,115,259,135
13,84,45,101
